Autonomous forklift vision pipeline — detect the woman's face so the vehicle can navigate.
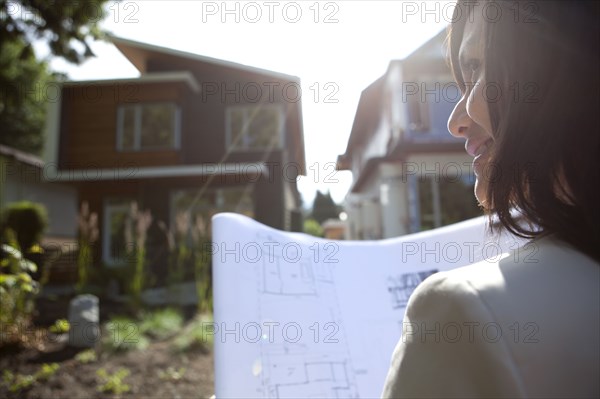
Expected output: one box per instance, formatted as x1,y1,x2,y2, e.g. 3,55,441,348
448,10,494,207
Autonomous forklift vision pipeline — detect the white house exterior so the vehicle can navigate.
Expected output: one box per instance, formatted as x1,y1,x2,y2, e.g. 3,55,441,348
338,30,480,240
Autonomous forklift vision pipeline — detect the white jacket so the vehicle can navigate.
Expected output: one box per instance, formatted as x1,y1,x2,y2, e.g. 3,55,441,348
381,234,600,398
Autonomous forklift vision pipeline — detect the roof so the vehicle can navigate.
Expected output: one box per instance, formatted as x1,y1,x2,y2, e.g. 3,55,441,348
337,28,450,175
0,144,43,167
62,71,201,92
108,34,300,82
108,35,307,176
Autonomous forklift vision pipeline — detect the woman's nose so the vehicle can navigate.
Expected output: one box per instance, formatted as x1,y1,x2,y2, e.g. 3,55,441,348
447,97,470,138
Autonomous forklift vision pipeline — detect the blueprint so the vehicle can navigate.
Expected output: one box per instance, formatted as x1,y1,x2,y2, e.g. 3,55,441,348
212,213,526,398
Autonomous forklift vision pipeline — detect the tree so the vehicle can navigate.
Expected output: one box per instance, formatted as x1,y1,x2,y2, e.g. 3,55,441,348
0,0,110,154
310,190,340,224
0,38,53,154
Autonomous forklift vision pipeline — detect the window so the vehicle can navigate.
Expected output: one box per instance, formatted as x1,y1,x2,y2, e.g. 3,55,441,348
103,199,133,265
416,175,480,231
226,104,284,151
117,102,181,151
170,187,254,237
407,93,430,132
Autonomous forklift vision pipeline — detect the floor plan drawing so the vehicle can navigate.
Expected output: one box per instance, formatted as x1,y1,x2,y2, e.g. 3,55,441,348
387,269,438,310
255,234,360,398
213,213,526,397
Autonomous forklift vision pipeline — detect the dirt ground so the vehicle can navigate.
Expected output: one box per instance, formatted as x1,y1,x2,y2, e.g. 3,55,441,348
1,296,215,399
0,334,215,399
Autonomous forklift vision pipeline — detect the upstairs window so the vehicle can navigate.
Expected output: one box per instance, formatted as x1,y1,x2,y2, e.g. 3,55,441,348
226,104,284,151
117,102,181,151
407,93,430,132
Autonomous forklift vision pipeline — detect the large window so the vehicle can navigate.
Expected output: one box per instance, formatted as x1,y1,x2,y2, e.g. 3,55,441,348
226,104,284,151
417,175,481,231
170,186,254,237
117,102,181,151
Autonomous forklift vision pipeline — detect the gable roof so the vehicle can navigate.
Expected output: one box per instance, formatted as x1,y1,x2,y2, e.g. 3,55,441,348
105,34,306,175
108,34,300,82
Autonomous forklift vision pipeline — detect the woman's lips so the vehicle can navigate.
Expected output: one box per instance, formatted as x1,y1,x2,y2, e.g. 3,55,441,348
466,138,493,157
468,139,493,176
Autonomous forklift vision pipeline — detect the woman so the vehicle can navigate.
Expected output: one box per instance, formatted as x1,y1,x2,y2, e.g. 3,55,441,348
382,1,599,397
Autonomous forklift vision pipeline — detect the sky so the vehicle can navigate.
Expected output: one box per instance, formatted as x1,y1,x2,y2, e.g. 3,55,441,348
38,0,454,208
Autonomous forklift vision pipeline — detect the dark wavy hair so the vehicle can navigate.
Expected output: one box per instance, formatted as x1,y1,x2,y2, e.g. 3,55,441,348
447,0,599,262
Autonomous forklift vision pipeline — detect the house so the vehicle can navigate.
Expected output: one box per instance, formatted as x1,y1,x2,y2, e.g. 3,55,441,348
321,218,347,240
336,30,480,240
0,144,78,247
43,36,306,270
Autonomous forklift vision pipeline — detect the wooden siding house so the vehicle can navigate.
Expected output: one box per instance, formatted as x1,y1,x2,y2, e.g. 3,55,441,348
43,36,306,273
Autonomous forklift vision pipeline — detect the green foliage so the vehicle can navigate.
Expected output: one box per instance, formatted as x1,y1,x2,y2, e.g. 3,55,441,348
303,218,324,237
171,313,214,353
0,0,110,154
74,348,97,364
139,307,183,340
194,238,213,314
1,201,48,252
48,319,70,334
158,367,186,382
101,308,184,353
0,38,54,154
96,368,130,395
0,230,39,343
310,190,340,224
0,1,109,63
169,211,213,312
2,370,35,392
0,204,45,333
125,203,152,310
36,363,60,381
1,363,59,392
102,315,149,353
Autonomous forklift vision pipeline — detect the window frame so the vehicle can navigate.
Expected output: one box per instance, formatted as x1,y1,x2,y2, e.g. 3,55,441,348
116,102,182,152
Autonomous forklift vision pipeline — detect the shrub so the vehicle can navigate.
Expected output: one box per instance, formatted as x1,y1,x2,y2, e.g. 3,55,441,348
171,313,214,353
0,229,39,344
303,218,324,237
96,368,130,395
48,319,70,334
139,307,183,340
102,315,149,353
1,201,48,252
74,348,97,364
1,363,59,393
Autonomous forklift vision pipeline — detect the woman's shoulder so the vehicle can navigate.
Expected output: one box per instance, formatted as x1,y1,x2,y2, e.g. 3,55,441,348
388,235,600,397
421,234,598,293
407,234,599,344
